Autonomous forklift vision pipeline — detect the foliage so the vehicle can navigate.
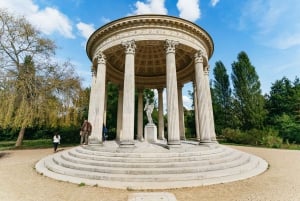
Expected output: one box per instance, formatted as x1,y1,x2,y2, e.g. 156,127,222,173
0,9,83,146
212,61,233,133
231,51,266,130
184,108,196,138
265,77,300,143
222,128,282,148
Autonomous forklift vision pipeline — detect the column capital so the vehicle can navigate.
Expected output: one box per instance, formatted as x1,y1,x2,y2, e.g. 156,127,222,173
122,40,136,54
157,88,164,93
204,64,210,75
165,39,179,54
91,65,96,76
96,51,106,64
177,83,184,89
194,50,203,64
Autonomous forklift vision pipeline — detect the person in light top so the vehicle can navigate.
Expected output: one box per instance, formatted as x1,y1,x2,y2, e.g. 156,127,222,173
53,133,61,152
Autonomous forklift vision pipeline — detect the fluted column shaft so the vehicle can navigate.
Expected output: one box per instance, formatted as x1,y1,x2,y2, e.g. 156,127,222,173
204,66,217,141
103,86,108,126
116,87,123,141
178,84,185,140
88,67,96,126
137,89,144,141
193,83,200,141
120,40,136,146
194,51,211,143
158,88,164,140
165,39,181,146
90,52,106,143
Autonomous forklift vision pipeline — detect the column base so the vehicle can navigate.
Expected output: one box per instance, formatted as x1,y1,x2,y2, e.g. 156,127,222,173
167,140,181,148
88,136,102,145
199,140,213,144
119,140,135,148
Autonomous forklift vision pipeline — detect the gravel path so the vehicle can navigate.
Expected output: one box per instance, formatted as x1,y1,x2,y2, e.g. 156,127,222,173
0,145,299,201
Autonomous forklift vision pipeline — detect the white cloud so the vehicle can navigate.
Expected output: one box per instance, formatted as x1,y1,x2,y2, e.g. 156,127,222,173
101,17,111,24
131,0,167,15
76,22,95,40
177,0,200,22
238,0,300,49
0,0,74,38
211,0,220,7
183,95,193,110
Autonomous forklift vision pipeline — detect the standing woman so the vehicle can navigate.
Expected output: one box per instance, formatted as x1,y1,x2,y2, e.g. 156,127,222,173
53,133,61,152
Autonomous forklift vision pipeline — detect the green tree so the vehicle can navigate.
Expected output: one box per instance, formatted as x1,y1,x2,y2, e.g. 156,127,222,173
0,9,82,146
266,77,300,143
231,51,266,130
212,61,232,133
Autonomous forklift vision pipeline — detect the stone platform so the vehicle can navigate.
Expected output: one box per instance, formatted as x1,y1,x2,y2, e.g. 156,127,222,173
35,140,268,190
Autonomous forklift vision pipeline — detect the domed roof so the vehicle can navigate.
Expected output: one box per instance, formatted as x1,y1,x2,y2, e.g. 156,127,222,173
86,15,214,88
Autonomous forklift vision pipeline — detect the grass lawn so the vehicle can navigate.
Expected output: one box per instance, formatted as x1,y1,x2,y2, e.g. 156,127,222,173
0,139,77,151
0,139,299,151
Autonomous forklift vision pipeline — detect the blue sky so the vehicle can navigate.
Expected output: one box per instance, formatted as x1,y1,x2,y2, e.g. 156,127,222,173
1,0,300,108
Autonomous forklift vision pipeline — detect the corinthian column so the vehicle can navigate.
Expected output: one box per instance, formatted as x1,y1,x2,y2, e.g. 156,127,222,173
137,89,144,141
193,82,200,141
158,88,164,140
194,51,211,143
88,65,96,128
178,84,185,140
165,39,181,146
204,65,217,142
116,86,123,141
120,40,136,147
89,52,106,144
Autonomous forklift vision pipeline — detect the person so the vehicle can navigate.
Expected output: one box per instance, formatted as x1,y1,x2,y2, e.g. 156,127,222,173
80,119,92,145
102,124,108,141
144,99,154,124
53,133,61,152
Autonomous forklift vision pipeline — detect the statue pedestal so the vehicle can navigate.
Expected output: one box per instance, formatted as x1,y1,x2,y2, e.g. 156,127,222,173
144,123,157,143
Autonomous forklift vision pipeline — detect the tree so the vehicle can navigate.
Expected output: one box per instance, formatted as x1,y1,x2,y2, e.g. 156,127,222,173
266,77,294,119
231,51,266,130
0,9,82,146
266,77,300,143
212,61,232,133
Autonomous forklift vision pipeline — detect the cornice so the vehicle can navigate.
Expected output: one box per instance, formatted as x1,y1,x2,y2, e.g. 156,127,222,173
86,14,214,61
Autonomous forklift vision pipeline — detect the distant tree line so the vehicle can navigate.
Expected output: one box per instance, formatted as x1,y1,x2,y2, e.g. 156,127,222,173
208,51,300,147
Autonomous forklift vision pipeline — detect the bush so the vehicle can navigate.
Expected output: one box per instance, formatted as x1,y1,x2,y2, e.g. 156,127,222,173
221,128,253,144
222,127,283,148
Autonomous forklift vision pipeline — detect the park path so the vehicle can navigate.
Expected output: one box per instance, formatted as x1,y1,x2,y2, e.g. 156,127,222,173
0,145,299,201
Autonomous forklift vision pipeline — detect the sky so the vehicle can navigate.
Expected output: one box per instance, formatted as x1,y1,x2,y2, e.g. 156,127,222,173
1,0,300,109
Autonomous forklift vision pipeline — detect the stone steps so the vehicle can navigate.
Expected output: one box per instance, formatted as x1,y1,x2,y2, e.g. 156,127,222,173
60,150,242,168
35,141,268,189
54,152,248,175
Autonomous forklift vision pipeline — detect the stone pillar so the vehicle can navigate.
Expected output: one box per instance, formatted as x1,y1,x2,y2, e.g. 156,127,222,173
103,86,108,126
194,51,211,143
87,65,96,126
193,82,200,141
137,89,144,141
120,40,136,147
204,65,217,142
116,87,123,141
89,52,106,144
158,88,165,140
165,39,181,146
178,84,185,140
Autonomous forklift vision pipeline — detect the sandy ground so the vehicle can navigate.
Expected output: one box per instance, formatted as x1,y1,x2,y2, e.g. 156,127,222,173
0,145,299,201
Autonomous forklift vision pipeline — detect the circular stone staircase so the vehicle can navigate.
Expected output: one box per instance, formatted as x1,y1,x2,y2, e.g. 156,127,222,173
35,140,268,190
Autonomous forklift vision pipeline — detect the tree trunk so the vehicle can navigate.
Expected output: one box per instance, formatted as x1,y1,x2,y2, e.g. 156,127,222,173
15,127,26,147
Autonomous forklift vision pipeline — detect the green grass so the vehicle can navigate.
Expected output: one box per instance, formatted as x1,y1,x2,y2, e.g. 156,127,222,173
0,139,299,151
0,139,77,151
